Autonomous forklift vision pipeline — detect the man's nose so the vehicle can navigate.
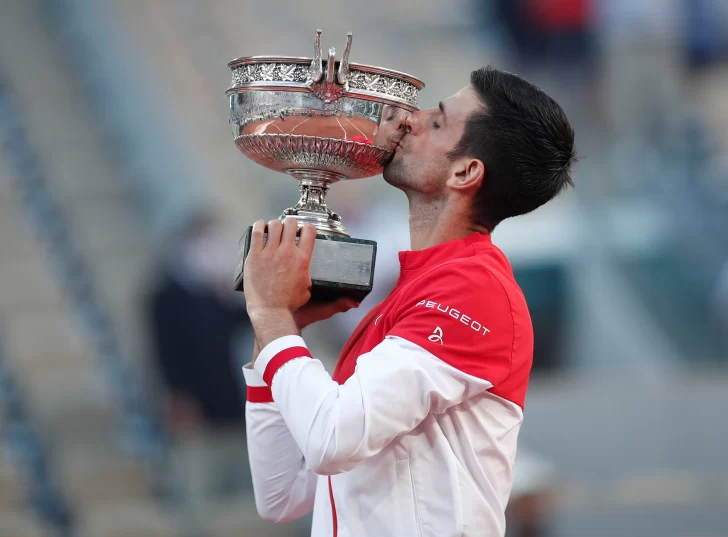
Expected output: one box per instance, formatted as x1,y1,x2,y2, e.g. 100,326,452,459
388,111,410,145
404,111,420,135
396,113,408,133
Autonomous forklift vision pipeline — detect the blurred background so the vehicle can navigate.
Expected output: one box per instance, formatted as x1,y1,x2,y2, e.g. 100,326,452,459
1,0,727,536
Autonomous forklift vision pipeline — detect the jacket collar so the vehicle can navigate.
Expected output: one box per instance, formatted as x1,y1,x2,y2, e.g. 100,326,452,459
397,232,492,282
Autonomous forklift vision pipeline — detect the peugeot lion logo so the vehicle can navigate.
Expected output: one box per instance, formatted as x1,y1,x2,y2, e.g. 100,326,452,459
428,326,444,344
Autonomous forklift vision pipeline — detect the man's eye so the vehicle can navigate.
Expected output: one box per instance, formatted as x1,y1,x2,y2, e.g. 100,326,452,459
433,120,440,129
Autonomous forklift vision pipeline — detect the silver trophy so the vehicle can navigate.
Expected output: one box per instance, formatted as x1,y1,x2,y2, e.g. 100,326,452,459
228,30,424,301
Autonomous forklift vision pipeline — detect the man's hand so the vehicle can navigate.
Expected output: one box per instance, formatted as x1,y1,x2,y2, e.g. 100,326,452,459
244,217,359,350
244,217,316,317
294,297,359,330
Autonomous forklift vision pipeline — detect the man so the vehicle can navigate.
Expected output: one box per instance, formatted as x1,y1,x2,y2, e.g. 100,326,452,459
241,66,576,537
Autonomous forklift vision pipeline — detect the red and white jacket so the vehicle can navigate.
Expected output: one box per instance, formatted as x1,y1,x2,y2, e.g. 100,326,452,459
243,233,534,537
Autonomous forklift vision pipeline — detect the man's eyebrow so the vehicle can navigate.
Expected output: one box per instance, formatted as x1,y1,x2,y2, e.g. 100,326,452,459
438,101,446,116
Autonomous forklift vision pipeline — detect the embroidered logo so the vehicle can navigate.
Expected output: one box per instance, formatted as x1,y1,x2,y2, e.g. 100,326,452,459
428,326,444,344
415,300,491,336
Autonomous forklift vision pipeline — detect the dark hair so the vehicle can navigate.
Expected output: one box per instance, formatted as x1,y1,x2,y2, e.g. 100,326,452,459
448,66,576,230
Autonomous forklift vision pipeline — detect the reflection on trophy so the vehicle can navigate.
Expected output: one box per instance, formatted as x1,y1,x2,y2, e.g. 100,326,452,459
228,30,425,301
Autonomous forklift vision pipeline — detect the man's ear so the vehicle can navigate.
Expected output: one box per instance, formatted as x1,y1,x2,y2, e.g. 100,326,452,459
447,157,485,192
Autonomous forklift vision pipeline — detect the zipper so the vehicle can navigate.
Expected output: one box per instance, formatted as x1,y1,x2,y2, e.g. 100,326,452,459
328,476,338,537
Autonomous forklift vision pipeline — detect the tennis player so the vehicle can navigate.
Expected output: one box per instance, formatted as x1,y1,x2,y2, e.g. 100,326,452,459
242,66,576,537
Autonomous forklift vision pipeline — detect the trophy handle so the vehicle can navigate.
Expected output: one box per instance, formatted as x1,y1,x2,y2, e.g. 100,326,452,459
309,29,324,83
326,48,336,85
305,30,351,103
337,32,353,88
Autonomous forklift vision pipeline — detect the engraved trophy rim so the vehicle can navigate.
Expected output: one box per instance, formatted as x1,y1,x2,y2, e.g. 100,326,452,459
227,55,425,92
226,56,424,111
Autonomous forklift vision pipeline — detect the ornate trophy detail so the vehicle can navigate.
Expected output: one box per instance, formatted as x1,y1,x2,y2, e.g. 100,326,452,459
227,30,425,301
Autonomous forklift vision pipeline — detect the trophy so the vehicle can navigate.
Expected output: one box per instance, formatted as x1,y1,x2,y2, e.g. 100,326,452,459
228,30,425,301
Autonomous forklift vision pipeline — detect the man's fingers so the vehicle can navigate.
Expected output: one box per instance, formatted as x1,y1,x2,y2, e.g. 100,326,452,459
324,298,358,317
265,219,283,250
334,297,360,313
298,223,317,257
249,220,267,253
281,216,298,246
294,297,359,329
315,298,359,318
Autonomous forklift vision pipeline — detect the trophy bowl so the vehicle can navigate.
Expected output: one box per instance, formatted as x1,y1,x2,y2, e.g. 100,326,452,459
228,30,425,301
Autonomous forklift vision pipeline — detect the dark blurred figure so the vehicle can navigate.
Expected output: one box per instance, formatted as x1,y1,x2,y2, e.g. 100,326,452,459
149,213,247,431
146,212,253,537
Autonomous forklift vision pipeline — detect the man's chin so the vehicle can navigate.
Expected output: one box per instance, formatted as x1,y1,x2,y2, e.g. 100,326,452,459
381,149,396,167
382,158,405,187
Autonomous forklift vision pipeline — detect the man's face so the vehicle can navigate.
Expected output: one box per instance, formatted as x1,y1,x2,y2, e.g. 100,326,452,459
383,85,483,195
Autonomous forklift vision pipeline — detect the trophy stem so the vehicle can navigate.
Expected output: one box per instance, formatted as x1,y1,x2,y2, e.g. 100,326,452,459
282,169,349,237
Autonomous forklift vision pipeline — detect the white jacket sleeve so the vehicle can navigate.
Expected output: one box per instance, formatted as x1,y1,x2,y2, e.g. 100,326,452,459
242,364,317,523
252,334,493,476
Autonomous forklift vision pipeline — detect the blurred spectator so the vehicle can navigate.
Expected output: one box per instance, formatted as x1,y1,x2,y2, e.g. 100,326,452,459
484,0,595,73
507,449,558,537
596,0,683,142
524,0,595,69
683,0,728,70
146,212,253,537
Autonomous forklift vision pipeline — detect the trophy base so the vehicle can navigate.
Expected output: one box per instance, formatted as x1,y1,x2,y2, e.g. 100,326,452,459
234,226,377,302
